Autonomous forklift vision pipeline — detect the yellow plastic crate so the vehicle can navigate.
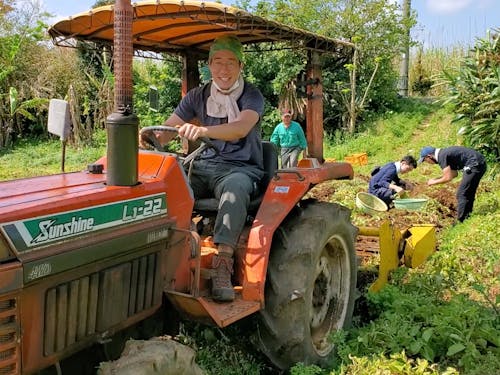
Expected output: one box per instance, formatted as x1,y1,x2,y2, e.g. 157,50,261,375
344,152,368,166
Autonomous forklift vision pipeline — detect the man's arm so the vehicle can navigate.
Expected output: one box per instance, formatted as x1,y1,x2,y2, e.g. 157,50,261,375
297,123,307,150
270,125,281,147
388,183,404,193
375,166,397,189
178,109,259,141
427,166,458,186
163,113,185,127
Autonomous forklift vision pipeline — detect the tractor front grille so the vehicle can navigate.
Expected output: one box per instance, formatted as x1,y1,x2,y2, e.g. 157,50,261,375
0,298,20,375
44,252,161,356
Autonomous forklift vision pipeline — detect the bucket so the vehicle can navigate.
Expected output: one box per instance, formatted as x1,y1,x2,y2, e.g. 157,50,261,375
356,192,388,215
393,198,428,211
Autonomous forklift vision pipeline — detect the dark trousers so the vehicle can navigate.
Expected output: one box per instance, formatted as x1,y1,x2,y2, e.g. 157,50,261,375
369,187,394,206
456,164,486,222
189,160,262,247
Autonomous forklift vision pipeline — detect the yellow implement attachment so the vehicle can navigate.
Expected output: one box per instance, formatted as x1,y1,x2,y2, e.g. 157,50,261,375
358,220,436,292
403,225,436,268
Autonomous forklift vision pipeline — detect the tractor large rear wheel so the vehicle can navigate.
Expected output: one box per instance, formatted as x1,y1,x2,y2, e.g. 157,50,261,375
257,200,358,369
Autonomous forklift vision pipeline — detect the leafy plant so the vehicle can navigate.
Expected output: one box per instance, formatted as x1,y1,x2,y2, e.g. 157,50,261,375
177,322,268,375
133,58,182,127
0,2,50,147
335,351,456,375
290,362,325,375
412,48,434,96
438,29,500,165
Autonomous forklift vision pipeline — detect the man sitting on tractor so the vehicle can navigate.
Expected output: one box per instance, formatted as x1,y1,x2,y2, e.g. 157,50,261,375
154,35,265,302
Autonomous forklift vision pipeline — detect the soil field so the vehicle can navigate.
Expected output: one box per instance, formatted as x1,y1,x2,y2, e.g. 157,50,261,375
308,176,461,230
306,170,465,286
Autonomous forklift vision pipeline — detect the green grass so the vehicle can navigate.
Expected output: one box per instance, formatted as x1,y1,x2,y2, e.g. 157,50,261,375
0,132,106,180
324,98,434,166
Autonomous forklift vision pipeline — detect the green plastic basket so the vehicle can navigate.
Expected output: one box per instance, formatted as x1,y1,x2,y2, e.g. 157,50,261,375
356,192,388,215
393,198,428,210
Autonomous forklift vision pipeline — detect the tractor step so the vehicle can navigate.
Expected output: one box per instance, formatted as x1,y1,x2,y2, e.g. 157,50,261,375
166,291,261,327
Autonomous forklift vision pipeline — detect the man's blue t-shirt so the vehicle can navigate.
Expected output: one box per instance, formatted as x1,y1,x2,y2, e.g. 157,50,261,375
437,146,485,171
174,82,264,169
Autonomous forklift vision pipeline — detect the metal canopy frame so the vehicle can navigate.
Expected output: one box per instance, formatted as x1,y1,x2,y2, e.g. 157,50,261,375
48,0,354,59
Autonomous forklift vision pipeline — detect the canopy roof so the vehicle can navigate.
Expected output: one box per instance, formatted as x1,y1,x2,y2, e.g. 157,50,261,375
48,0,354,58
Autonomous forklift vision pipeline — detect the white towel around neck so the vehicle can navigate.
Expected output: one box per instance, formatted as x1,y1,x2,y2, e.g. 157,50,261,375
206,76,244,123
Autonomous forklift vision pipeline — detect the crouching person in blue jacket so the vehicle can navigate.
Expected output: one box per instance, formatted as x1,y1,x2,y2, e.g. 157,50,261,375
369,155,417,206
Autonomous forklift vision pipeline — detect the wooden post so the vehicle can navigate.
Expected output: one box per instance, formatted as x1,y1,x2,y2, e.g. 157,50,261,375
305,51,324,162
180,51,203,153
181,51,202,96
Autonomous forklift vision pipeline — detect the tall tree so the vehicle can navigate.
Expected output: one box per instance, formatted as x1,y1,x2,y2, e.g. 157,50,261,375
238,0,416,133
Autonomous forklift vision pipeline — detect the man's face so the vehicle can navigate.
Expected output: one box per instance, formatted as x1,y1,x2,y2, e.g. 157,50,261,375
208,50,242,91
422,155,437,164
400,162,414,174
282,113,292,126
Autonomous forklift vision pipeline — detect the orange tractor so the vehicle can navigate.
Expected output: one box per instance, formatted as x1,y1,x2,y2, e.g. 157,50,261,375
0,1,362,373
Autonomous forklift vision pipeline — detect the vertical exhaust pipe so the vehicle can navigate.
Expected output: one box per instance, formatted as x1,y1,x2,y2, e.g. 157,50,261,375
106,0,138,186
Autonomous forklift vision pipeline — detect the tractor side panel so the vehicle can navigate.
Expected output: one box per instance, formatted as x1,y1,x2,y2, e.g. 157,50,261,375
0,152,194,374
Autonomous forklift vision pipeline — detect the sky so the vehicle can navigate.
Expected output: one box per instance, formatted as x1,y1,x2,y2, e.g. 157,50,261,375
41,0,500,49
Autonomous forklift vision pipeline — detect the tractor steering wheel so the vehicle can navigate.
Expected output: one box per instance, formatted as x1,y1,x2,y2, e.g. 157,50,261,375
139,125,219,166
140,125,179,152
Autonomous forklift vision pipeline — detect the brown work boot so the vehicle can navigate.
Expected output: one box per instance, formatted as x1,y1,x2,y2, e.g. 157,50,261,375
211,253,235,302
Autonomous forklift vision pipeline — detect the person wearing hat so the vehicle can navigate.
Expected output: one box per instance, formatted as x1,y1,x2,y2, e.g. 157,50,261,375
368,155,417,207
151,35,265,302
419,145,487,223
270,109,307,168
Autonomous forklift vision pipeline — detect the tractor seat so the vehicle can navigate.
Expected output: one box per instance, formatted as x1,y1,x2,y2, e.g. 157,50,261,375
193,141,278,213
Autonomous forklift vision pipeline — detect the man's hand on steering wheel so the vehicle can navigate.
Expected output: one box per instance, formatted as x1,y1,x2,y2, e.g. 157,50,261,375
177,122,208,141
139,124,218,155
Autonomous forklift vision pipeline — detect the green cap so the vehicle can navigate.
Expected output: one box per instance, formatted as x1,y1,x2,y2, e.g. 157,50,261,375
209,35,244,62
